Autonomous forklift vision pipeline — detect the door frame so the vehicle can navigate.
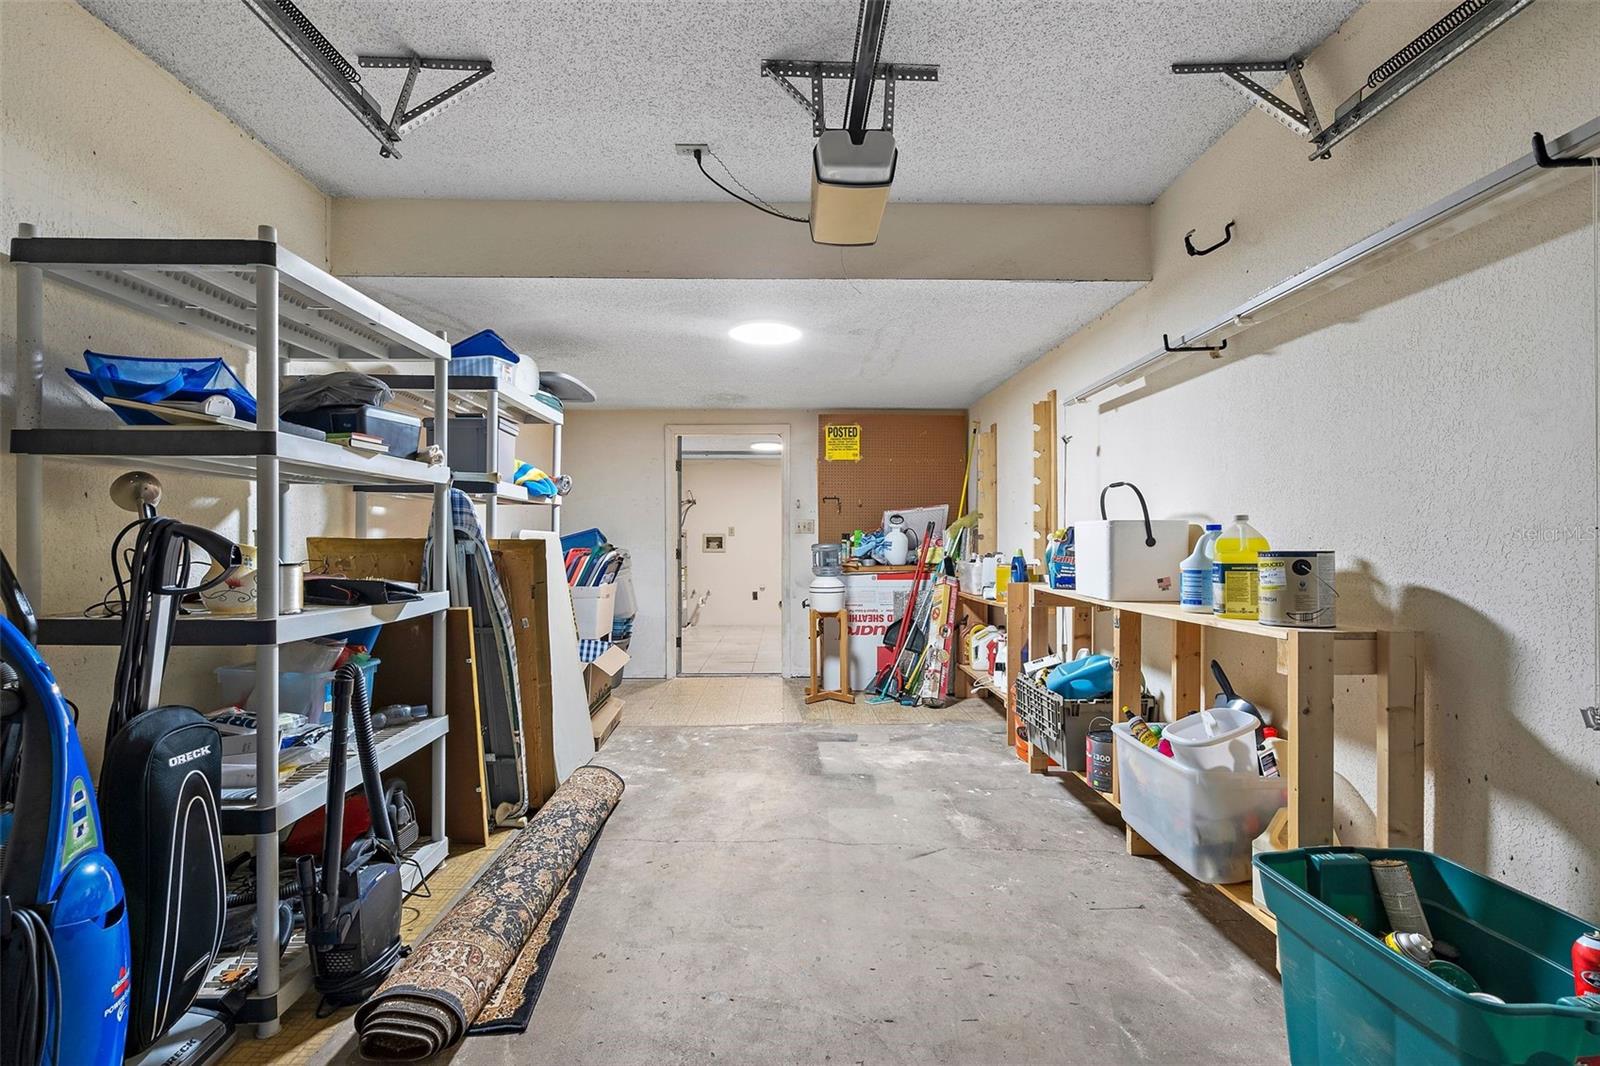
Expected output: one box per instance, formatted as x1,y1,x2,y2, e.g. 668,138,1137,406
663,422,792,679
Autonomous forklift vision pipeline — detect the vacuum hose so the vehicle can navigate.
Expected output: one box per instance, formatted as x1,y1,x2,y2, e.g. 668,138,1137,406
337,662,394,846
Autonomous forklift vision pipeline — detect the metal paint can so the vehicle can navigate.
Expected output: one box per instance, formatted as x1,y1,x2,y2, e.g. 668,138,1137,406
1085,716,1114,793
1384,930,1435,966
1258,551,1336,628
1574,929,1600,996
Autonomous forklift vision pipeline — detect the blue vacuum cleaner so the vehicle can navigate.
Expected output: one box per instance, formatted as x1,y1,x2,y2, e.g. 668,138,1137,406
0,550,132,1066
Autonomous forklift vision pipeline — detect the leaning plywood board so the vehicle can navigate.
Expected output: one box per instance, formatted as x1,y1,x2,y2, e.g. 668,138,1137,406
377,609,490,847
491,533,596,788
816,410,968,543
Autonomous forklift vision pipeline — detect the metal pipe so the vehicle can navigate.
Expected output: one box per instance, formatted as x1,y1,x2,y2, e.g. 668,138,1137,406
430,339,449,845
485,387,500,538
551,423,563,536
844,0,889,141
252,224,283,1036
14,223,45,607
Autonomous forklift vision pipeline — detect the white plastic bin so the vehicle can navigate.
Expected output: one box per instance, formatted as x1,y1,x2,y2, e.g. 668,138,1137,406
571,584,617,641
1113,721,1286,884
215,658,379,724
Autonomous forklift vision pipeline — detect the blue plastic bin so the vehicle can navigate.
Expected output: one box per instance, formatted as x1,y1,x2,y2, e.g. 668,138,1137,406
1256,847,1600,1065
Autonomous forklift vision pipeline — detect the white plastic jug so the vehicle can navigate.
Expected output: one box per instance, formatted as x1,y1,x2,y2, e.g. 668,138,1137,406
884,515,911,566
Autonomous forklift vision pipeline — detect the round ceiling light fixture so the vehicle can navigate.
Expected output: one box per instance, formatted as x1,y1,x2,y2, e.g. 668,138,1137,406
729,321,801,346
749,441,783,453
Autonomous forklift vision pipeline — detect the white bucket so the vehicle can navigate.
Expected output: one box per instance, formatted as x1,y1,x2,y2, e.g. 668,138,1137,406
1161,707,1259,773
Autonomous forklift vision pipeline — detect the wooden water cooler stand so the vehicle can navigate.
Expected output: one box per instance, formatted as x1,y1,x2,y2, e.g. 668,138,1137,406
805,607,855,705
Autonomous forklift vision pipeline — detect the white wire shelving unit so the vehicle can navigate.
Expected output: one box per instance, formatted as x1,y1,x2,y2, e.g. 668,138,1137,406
353,372,566,539
7,223,454,1036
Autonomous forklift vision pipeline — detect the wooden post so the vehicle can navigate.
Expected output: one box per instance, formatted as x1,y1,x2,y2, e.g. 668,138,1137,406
1286,629,1336,847
1111,609,1156,854
1172,620,1202,721
1376,631,1424,848
1006,587,1029,754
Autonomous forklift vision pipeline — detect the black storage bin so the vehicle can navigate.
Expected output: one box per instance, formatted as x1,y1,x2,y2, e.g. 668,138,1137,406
284,405,422,457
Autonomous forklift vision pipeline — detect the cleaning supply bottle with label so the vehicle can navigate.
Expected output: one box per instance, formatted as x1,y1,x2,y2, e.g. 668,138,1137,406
1180,524,1223,613
1010,549,1029,588
1212,515,1270,619
994,555,1011,601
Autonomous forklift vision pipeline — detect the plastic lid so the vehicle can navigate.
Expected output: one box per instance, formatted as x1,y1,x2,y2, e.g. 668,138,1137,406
1262,726,1278,738
1233,513,1250,521
1205,523,1222,531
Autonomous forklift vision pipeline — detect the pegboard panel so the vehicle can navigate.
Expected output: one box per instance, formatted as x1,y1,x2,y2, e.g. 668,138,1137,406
817,410,969,543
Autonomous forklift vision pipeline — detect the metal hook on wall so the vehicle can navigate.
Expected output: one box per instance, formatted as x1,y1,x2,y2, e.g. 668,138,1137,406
1532,132,1599,169
1184,220,1236,256
1163,334,1228,355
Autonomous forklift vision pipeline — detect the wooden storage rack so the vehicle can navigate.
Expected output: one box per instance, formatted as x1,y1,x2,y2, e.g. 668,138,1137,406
1017,584,1423,933
952,589,1014,706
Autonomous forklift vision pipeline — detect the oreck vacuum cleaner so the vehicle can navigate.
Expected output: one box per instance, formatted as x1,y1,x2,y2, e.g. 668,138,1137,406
297,661,406,1010
0,551,132,1066
93,473,244,1066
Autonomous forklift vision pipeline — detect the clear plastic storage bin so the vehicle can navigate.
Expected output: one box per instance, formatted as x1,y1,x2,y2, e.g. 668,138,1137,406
1113,720,1285,884
215,658,380,724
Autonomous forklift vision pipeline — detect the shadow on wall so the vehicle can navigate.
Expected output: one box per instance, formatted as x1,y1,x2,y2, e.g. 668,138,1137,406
1340,561,1598,916
1102,166,1597,414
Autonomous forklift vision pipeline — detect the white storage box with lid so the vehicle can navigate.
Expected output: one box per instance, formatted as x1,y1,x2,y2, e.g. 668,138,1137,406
215,657,379,725
1112,720,1286,884
571,584,617,641
1072,482,1191,602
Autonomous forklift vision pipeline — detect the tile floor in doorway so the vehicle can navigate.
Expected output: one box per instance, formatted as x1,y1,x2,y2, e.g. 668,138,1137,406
617,676,1004,727
678,622,781,674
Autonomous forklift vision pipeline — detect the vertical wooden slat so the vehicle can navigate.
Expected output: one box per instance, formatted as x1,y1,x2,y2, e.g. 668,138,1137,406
1006,587,1029,755
974,421,998,557
1172,620,1202,720
1287,629,1337,847
1376,631,1424,848
1030,392,1057,551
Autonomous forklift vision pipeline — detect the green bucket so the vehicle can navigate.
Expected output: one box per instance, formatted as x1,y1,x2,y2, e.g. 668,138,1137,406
1256,847,1600,1065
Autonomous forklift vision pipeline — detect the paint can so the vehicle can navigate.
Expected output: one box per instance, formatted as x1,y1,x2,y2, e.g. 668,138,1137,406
1384,930,1435,966
1574,930,1600,996
1258,550,1337,628
1085,716,1115,793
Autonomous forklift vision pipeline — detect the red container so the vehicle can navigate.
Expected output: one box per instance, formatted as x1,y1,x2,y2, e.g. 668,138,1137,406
1576,930,1600,996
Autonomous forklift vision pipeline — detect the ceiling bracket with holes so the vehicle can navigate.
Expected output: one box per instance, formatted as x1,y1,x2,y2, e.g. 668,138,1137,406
759,60,938,137
1173,0,1535,161
241,0,494,159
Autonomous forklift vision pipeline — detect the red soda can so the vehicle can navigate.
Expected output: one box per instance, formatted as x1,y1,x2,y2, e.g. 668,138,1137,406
1575,930,1600,996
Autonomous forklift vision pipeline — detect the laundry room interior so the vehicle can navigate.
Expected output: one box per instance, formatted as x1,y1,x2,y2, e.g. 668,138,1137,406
1,1,1599,1064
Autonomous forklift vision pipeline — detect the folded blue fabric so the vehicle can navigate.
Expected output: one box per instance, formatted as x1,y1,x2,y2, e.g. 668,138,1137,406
1045,654,1113,700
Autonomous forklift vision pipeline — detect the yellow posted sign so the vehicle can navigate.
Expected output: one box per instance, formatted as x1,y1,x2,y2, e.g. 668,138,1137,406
824,424,862,461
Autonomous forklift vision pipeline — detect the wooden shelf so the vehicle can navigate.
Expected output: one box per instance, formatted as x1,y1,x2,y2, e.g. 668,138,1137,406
1019,581,1423,936
1214,879,1277,934
956,662,1004,700
1067,769,1119,811
958,589,1007,608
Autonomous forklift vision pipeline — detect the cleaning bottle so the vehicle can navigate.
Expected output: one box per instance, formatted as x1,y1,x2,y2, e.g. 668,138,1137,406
1180,523,1223,613
1010,548,1029,587
995,555,1012,601
1212,514,1270,620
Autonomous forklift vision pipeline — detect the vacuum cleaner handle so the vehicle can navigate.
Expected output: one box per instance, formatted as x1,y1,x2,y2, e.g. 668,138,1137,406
0,550,38,646
164,522,242,590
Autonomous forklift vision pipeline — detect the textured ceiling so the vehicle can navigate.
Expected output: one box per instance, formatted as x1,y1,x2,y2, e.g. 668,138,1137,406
350,276,1141,407
80,0,1360,203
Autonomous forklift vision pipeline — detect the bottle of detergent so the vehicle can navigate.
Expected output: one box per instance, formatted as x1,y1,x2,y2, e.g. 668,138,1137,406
1010,549,1029,588
1180,523,1223,613
1212,514,1270,620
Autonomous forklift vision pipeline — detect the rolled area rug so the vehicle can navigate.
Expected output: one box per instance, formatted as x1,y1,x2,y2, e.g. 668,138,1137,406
356,764,625,1060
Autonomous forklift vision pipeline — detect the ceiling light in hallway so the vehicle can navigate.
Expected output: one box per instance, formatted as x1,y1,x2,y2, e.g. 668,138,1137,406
729,321,801,346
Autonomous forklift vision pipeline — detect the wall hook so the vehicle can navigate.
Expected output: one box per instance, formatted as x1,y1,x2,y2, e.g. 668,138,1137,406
1532,132,1598,169
1184,221,1236,256
1163,334,1228,354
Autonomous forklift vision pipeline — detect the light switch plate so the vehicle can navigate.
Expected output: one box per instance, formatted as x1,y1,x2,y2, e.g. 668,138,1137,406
795,518,815,535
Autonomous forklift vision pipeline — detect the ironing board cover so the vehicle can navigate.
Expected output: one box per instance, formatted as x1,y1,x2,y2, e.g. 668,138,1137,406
423,489,529,823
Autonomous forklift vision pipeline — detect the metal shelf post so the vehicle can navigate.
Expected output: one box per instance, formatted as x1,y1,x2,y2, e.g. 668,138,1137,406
250,224,283,1037
430,335,450,841
14,223,45,606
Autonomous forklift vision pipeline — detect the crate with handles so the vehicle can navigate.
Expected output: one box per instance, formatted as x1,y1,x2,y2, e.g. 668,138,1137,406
1015,673,1154,772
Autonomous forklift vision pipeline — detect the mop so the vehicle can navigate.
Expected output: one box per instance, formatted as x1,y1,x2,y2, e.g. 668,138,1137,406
868,522,937,699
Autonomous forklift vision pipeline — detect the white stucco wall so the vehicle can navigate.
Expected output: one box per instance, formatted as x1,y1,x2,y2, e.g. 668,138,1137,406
971,0,1600,915
558,410,821,678
0,0,335,757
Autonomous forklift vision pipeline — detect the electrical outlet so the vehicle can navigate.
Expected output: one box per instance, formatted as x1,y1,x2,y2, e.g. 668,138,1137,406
728,526,735,537
795,518,815,535
674,143,711,157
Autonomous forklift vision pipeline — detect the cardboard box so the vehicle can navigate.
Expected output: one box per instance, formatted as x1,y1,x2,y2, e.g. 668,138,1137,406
591,697,623,748
583,643,630,711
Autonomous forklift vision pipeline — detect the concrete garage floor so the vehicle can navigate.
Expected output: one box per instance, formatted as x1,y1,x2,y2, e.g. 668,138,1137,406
447,720,1288,1065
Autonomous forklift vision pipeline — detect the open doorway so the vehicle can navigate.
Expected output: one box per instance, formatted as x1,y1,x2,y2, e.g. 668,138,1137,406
676,433,785,675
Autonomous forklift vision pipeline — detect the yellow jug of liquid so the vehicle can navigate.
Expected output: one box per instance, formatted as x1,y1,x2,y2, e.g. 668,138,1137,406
1212,514,1270,620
